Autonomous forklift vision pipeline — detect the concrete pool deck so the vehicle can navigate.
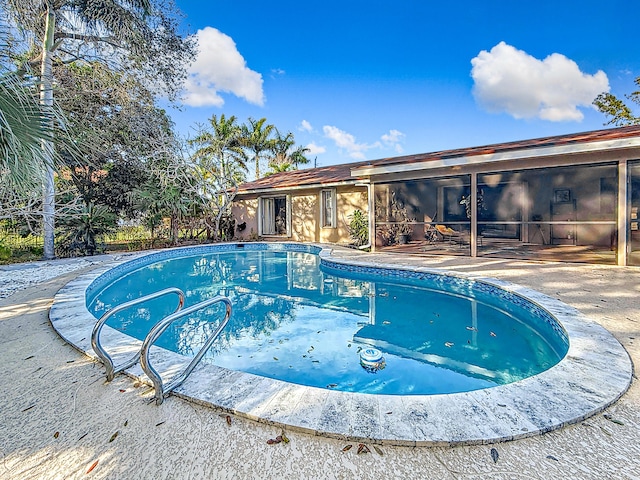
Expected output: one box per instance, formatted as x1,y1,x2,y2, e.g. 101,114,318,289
47,244,632,446
1,250,639,479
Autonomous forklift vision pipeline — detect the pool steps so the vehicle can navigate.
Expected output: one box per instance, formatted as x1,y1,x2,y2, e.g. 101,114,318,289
90,287,232,405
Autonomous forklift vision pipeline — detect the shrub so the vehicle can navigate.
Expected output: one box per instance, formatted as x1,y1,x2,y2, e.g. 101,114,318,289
57,204,117,257
0,244,11,261
348,210,369,247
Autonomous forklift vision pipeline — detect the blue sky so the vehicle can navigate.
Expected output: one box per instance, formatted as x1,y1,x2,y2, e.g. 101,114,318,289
170,1,638,175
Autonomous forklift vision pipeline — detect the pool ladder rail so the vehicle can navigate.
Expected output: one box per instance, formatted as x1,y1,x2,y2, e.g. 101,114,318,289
90,288,232,405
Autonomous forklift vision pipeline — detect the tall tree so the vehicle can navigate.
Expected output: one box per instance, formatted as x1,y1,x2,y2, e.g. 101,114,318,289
54,61,173,218
190,114,247,181
0,44,52,196
593,77,640,126
49,60,184,254
132,129,195,246
241,117,275,179
0,22,70,228
1,0,196,258
268,129,310,174
189,114,248,240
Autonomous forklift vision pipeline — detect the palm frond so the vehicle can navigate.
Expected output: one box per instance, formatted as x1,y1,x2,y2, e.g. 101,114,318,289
0,70,54,192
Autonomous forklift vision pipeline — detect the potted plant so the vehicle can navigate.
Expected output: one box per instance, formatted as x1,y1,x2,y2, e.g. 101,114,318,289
389,193,414,244
459,188,486,219
396,221,413,244
374,191,415,246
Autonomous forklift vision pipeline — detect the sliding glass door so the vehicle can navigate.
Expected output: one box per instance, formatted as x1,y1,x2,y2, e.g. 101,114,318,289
260,196,289,236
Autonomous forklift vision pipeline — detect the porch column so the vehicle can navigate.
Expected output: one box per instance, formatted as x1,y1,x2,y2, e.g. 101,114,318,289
368,183,376,252
617,160,628,266
470,172,478,257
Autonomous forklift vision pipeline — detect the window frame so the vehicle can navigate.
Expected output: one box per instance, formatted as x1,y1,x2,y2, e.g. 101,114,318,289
258,194,291,237
320,189,337,229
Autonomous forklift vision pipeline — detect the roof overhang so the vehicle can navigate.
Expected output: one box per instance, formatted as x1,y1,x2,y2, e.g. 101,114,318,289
236,178,369,196
350,136,640,178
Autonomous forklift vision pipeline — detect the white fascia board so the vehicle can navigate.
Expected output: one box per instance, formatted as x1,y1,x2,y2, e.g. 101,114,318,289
237,179,365,197
350,137,640,177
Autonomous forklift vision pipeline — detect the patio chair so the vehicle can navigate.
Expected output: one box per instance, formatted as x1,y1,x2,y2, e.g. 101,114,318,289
425,223,440,243
425,223,460,244
434,224,460,244
424,213,440,244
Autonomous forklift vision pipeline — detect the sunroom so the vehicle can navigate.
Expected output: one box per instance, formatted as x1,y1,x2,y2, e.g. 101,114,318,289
357,126,640,265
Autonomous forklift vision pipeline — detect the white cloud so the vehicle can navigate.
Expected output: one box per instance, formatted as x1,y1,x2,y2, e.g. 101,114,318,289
471,41,609,122
299,120,313,132
381,129,405,153
270,68,286,79
381,129,404,143
305,142,326,155
182,27,264,107
323,125,380,159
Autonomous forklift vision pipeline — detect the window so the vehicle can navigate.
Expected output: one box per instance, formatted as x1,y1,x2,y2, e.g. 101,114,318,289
321,189,336,228
259,196,290,236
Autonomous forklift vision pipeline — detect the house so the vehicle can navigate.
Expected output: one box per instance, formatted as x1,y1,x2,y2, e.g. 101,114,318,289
232,162,371,244
232,125,640,266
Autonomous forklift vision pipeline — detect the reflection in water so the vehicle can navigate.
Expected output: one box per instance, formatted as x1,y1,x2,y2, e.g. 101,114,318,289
88,251,565,395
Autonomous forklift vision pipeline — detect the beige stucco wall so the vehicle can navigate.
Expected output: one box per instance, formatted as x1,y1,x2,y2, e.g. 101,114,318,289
231,198,259,240
231,185,369,245
291,193,317,242
319,186,368,244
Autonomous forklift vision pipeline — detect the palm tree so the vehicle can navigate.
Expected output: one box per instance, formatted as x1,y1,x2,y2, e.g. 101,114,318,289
265,161,293,176
288,145,311,169
1,0,195,258
189,114,248,240
267,129,310,174
190,114,247,181
134,178,192,245
241,117,275,179
57,203,116,256
0,61,53,195
0,23,70,224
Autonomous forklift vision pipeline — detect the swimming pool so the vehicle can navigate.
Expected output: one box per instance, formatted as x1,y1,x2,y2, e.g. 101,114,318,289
86,246,567,395
50,243,632,445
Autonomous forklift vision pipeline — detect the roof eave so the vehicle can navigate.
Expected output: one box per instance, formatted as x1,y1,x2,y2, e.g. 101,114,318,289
350,137,640,177
236,178,368,196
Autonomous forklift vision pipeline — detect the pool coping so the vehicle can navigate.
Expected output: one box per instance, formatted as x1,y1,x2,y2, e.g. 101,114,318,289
49,243,633,446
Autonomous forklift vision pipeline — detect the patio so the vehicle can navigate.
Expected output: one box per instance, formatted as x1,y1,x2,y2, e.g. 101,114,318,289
378,237,621,264
0,251,638,479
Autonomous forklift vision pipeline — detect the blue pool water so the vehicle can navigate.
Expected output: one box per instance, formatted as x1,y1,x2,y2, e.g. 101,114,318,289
87,246,568,395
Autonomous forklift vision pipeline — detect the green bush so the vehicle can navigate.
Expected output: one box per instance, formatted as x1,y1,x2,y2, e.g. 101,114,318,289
348,210,369,247
0,244,11,261
57,204,117,257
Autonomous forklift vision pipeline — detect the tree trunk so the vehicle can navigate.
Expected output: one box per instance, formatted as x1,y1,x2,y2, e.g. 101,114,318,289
40,7,56,260
214,213,222,242
171,214,179,245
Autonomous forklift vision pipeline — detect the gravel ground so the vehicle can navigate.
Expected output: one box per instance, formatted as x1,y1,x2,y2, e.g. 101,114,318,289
0,255,121,298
